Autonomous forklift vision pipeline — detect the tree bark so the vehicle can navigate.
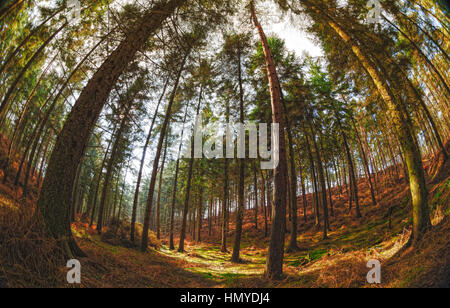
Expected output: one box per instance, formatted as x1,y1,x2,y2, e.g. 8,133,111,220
231,44,246,264
179,84,203,253
169,102,189,250
337,117,362,218
131,77,169,242
300,0,431,245
221,103,230,252
142,50,189,252
298,153,308,222
311,128,329,239
324,10,431,243
36,0,187,258
251,1,289,280
260,169,269,237
352,119,377,206
253,163,259,230
156,134,169,240
96,103,131,234
285,113,299,252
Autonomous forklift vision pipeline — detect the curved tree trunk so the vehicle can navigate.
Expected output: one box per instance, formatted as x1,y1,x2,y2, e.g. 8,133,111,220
250,1,289,280
9,30,111,186
319,8,431,244
37,0,187,258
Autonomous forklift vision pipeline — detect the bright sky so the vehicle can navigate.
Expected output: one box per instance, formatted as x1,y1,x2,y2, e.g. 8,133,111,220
271,20,323,57
256,0,324,57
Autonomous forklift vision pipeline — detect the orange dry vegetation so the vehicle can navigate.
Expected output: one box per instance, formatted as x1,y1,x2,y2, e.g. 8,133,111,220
0,136,448,288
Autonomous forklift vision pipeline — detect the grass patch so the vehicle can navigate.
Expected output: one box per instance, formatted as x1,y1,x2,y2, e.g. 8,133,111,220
220,273,246,285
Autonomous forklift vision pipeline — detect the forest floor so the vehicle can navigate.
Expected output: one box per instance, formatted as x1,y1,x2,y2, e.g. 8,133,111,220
0,138,449,288
73,156,450,288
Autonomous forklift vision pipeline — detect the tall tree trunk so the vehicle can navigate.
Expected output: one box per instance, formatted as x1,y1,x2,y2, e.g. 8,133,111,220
352,119,377,206
142,50,189,252
260,169,269,237
111,171,122,224
286,133,299,251
221,103,230,252
178,83,203,253
155,134,169,240
96,104,131,234
90,135,114,227
36,0,186,258
325,166,334,217
305,134,320,227
323,9,431,244
117,167,128,221
196,185,203,242
337,118,362,218
311,128,329,239
131,77,169,242
251,1,289,280
253,163,259,230
281,95,299,252
208,193,213,236
10,29,111,186
169,103,189,250
231,44,246,264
